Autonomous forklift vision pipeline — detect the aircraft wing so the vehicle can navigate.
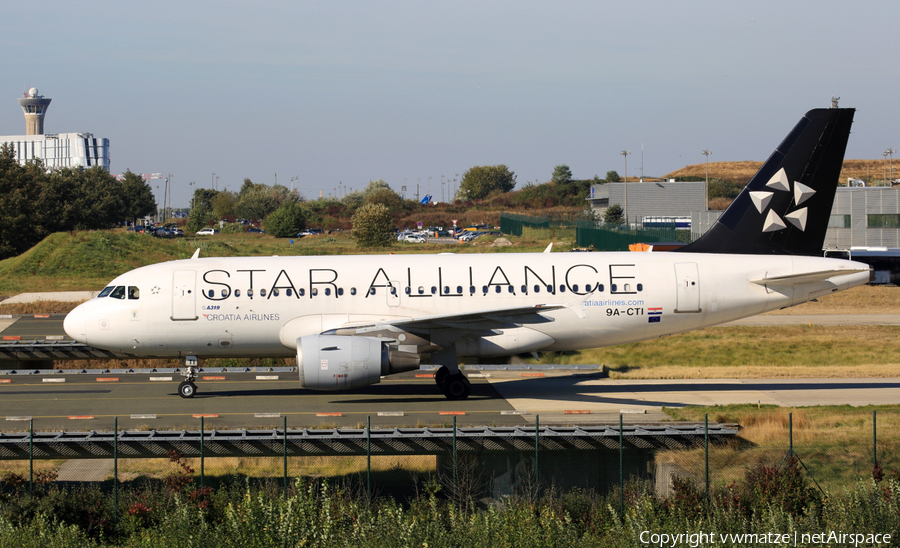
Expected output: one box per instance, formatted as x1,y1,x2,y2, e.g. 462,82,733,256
750,267,871,287
331,304,563,336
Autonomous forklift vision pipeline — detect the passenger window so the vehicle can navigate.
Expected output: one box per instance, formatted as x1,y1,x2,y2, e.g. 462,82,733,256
128,287,140,300
508,286,514,293
350,288,356,296
624,284,631,292
110,286,126,300
559,285,566,293
546,285,553,293
418,286,425,295
298,288,305,296
326,288,332,296
495,286,501,294
98,286,114,298
443,286,450,294
405,287,411,295
469,286,475,294
457,286,463,294
338,288,344,296
273,289,280,297
534,285,541,293
637,284,643,292
248,289,254,297
312,288,318,296
221,289,228,298
370,288,376,295
431,286,437,294
611,284,617,292
235,289,241,297
573,284,579,293
598,284,604,292
260,289,267,297
521,285,527,293
482,285,488,294
389,287,395,296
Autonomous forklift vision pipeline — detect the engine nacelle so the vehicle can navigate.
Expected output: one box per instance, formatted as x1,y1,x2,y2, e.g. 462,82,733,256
297,334,388,391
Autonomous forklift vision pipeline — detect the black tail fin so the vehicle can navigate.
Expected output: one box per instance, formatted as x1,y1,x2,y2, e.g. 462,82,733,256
676,107,855,256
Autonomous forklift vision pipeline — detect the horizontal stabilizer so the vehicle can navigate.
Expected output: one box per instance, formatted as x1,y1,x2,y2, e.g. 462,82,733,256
750,268,870,287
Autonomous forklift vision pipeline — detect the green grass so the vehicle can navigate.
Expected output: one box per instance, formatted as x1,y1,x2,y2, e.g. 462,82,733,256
0,230,556,294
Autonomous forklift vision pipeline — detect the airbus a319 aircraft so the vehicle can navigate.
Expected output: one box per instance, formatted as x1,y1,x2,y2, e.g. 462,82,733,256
64,107,870,400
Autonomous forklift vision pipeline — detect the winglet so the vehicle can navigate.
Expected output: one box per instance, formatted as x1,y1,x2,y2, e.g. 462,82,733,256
543,243,553,253
191,248,201,260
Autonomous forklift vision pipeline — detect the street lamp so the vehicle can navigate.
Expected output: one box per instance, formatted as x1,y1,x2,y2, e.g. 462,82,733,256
887,148,896,184
290,176,299,195
702,149,712,210
620,150,631,225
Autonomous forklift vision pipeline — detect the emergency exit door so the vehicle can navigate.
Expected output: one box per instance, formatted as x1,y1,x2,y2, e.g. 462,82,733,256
674,263,701,313
172,270,198,320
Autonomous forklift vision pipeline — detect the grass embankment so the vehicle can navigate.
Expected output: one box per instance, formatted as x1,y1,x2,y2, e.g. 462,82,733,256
667,158,894,186
659,404,900,493
0,229,558,298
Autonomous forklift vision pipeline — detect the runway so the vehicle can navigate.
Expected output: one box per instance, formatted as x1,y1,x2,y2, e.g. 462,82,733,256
3,369,899,431
1,312,899,430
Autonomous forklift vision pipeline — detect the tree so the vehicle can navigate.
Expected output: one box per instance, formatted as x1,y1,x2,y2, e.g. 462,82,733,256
457,165,516,200
119,170,157,223
552,164,573,185
605,170,621,183
365,187,402,209
186,188,219,233
363,179,391,196
264,200,307,238
603,204,624,224
351,203,394,248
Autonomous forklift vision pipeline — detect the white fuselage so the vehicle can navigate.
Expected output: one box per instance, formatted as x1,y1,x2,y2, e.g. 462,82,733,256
63,251,870,360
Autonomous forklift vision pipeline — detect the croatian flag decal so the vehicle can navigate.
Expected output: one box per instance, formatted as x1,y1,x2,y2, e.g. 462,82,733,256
648,307,662,323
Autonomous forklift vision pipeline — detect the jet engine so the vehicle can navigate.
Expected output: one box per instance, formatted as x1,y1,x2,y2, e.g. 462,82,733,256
296,334,421,391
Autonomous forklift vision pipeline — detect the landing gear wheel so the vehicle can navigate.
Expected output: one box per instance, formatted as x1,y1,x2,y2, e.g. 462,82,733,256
179,381,197,398
434,366,450,387
441,373,471,400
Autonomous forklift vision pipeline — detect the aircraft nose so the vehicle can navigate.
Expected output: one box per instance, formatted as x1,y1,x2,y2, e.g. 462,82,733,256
63,307,87,344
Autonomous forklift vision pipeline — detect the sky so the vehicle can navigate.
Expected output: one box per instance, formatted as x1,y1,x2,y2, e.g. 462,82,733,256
1,1,897,208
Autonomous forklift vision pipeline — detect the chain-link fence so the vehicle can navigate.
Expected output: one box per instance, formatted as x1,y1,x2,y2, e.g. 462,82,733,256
1,411,893,505
499,213,695,250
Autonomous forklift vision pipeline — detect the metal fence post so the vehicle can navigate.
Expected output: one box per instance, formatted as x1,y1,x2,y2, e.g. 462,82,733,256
534,414,539,496
873,409,877,470
452,416,458,490
114,416,118,524
704,413,709,501
367,415,372,501
789,412,793,457
29,418,33,495
283,416,288,499
619,414,624,518
200,416,205,490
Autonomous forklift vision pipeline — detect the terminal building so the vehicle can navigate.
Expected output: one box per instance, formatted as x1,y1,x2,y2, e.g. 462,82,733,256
0,88,110,171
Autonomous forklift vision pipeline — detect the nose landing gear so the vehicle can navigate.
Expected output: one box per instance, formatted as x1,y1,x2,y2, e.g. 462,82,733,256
178,356,199,398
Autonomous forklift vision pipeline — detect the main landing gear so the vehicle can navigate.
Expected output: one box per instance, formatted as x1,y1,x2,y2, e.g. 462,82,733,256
435,366,471,400
178,356,199,399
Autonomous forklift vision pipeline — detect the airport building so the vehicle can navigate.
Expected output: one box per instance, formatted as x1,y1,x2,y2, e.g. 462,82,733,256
0,88,110,171
589,181,900,249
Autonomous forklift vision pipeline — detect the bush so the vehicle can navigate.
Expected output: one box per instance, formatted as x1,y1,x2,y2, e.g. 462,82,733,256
352,203,394,248
264,201,307,238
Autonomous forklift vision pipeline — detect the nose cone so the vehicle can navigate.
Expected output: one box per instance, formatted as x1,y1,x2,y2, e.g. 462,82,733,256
63,306,87,344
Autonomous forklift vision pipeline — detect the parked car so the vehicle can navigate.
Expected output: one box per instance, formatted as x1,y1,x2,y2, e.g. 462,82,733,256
247,227,265,233
401,234,426,243
196,228,219,235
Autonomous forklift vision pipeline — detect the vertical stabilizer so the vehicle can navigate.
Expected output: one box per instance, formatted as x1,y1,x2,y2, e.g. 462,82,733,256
676,107,854,256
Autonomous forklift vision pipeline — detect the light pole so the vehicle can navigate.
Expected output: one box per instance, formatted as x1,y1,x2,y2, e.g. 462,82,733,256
884,151,889,184
620,150,631,225
887,148,896,184
290,176,299,195
702,149,712,210
441,175,445,203
189,181,194,210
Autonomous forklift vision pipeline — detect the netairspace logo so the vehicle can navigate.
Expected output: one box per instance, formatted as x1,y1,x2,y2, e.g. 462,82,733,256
639,530,892,547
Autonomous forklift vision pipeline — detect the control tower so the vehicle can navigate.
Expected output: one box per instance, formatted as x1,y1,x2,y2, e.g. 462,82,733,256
17,88,52,135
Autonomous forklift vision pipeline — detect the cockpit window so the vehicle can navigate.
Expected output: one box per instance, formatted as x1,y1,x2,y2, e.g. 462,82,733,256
109,286,126,300
97,286,114,298
128,287,140,300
